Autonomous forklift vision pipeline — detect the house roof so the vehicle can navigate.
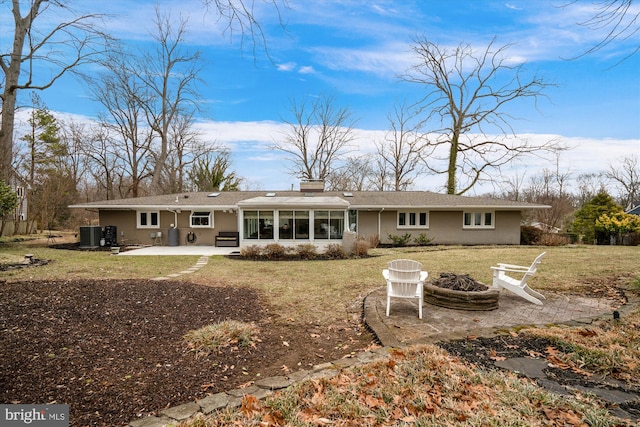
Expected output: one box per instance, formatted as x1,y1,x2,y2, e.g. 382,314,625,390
69,191,550,211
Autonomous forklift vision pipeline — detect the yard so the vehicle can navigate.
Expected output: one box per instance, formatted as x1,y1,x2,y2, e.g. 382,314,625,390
1,236,639,425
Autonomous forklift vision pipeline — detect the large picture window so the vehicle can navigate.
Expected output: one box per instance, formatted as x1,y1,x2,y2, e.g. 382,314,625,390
314,210,344,240
397,211,429,228
279,210,309,239
463,211,494,228
243,210,274,239
137,211,159,228
190,211,212,228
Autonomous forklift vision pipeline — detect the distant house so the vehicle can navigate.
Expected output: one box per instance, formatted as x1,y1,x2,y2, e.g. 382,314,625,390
627,204,640,217
69,182,550,248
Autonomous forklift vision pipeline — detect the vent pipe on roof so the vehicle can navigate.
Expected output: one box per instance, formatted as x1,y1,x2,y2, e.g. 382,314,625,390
299,180,324,192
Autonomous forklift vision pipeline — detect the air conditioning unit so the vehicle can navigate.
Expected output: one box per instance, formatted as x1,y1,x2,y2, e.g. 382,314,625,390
79,226,103,248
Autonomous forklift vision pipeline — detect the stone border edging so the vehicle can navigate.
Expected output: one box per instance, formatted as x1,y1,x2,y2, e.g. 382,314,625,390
128,348,392,427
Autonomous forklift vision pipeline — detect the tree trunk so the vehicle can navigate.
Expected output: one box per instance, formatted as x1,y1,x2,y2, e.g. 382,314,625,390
446,133,459,195
1,2,36,182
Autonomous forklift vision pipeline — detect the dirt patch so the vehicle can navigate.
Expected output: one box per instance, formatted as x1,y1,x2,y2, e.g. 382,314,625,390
0,279,374,426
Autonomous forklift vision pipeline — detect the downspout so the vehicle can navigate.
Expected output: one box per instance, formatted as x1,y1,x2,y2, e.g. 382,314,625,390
167,209,181,228
378,208,384,237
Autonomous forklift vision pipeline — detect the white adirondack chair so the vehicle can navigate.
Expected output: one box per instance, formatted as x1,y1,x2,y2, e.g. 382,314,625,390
491,252,547,305
382,259,428,319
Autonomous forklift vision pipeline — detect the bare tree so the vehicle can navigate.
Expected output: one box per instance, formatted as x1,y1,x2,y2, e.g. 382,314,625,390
325,155,376,191
375,100,428,191
0,0,109,183
90,53,153,198
402,37,556,195
80,124,121,201
575,172,608,208
605,155,640,209
274,94,357,181
136,8,204,195
161,113,216,193
201,0,288,59
565,0,640,63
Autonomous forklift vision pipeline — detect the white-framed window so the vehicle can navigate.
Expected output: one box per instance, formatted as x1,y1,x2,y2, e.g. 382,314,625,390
243,210,275,240
397,211,429,228
463,211,494,229
137,210,159,228
190,211,213,228
314,210,345,240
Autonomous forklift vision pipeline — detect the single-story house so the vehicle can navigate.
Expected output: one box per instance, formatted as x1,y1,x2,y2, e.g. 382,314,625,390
69,182,550,249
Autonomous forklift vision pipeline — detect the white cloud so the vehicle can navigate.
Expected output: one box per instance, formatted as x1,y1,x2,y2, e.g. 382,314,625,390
298,65,316,74
277,62,296,72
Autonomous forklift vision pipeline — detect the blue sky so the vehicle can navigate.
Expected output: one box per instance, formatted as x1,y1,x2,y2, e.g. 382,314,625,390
8,0,640,193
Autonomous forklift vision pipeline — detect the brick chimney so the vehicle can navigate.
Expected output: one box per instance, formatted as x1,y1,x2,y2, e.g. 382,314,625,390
299,179,324,192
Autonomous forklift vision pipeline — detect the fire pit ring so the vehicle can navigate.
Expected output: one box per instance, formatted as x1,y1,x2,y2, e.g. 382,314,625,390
424,272,500,311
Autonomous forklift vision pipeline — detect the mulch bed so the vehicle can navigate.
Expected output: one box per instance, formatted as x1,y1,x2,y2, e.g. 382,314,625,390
0,278,373,426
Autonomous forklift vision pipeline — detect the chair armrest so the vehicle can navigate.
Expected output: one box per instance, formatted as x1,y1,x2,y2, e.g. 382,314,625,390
491,266,531,273
420,271,428,282
496,263,528,270
382,269,390,280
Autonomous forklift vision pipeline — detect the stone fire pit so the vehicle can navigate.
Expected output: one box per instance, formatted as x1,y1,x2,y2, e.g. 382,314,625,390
424,272,499,311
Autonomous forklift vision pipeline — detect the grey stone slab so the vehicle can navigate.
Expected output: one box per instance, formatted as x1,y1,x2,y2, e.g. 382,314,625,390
197,392,229,414
494,357,548,379
356,350,386,364
536,379,572,397
572,385,640,404
312,362,334,371
227,385,259,397
253,388,273,400
227,396,243,408
160,402,200,421
332,357,359,368
255,375,294,390
128,415,174,427
308,368,339,380
287,369,311,383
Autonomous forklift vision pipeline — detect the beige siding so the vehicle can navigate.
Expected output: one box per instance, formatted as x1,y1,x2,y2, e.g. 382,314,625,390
357,210,521,245
98,209,239,246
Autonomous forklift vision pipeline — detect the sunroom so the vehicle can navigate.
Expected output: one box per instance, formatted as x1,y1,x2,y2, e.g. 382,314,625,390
236,195,353,247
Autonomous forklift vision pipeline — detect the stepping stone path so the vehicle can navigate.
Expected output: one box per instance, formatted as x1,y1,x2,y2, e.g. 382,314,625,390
151,256,211,280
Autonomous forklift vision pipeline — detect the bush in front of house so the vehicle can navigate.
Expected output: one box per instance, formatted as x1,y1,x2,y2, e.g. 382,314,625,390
295,243,318,260
240,245,262,259
263,243,287,260
353,239,370,257
520,225,542,245
413,233,433,246
324,243,347,259
538,233,570,246
388,233,412,247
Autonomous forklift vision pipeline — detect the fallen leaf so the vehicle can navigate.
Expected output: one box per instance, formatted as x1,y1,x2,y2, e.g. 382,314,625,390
282,341,289,347
241,395,262,418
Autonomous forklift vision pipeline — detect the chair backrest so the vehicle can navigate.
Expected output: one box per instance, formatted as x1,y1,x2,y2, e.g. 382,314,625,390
516,252,546,286
387,259,422,283
528,252,546,274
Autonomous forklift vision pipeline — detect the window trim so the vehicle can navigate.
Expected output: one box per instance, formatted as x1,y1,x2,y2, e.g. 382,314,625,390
397,210,429,229
137,210,160,228
190,211,213,228
463,210,495,229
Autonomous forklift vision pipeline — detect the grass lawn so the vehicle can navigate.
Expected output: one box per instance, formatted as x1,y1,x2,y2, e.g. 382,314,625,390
2,237,639,425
